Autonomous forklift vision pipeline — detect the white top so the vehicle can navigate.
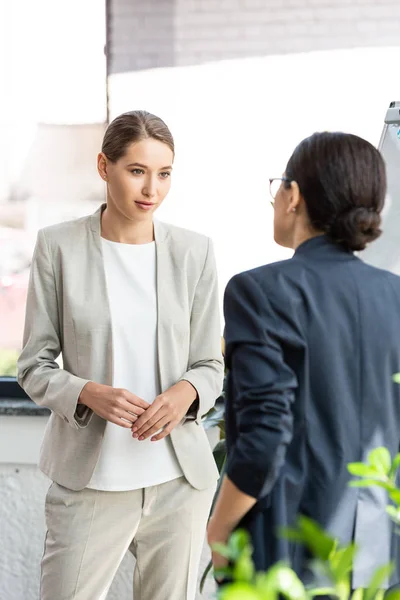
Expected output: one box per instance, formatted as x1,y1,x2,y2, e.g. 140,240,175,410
87,238,183,491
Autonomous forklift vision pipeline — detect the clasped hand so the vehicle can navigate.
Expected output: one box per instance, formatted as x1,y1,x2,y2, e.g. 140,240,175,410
78,380,197,440
132,380,198,442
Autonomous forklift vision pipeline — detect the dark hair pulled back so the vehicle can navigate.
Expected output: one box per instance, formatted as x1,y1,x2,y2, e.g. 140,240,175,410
285,132,386,251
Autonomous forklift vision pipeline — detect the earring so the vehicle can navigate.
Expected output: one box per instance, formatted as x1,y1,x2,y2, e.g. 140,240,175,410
292,208,297,213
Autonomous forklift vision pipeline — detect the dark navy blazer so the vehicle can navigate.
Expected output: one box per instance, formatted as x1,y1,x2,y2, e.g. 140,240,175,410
224,235,400,588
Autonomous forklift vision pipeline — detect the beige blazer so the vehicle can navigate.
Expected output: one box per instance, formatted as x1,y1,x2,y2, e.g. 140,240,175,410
18,205,224,491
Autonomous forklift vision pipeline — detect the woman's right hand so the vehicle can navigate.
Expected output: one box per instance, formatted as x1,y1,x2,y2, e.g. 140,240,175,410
78,382,150,428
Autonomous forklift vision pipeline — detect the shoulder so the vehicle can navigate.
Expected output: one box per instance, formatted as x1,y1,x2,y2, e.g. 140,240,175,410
224,257,307,325
226,257,296,297
39,213,90,247
358,259,400,288
157,221,211,267
159,221,209,249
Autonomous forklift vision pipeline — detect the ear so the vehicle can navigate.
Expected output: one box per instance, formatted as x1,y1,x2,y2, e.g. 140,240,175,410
286,180,301,214
97,152,109,182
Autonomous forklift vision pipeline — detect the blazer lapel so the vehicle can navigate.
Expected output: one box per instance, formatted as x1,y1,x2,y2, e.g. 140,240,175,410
86,203,113,385
154,219,173,392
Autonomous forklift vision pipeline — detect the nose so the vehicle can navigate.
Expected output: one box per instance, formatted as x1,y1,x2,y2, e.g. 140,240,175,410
142,175,157,199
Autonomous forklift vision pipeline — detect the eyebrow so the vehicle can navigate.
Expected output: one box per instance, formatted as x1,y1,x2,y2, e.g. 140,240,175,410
126,162,173,170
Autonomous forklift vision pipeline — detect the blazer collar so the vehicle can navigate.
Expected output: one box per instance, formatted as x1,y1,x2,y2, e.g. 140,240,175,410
88,203,170,245
294,234,356,260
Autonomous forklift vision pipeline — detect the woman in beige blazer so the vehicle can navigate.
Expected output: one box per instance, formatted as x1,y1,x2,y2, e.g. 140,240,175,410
17,110,224,600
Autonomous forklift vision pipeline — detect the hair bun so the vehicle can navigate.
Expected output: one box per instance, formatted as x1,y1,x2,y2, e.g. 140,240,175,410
328,207,381,251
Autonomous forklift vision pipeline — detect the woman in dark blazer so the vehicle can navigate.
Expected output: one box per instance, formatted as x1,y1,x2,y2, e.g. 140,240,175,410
208,131,400,590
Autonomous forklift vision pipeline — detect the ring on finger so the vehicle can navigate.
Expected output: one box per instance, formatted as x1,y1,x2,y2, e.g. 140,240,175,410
121,416,135,424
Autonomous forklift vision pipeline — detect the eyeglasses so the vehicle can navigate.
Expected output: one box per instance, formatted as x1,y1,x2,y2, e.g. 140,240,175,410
269,177,292,204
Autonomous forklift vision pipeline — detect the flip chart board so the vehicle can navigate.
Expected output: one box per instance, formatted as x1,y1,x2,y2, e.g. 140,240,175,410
361,101,400,273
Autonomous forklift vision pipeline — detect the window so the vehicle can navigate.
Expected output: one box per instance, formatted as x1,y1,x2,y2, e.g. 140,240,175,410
0,0,106,386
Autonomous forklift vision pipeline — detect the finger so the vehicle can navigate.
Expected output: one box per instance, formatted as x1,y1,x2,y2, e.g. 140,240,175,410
126,411,139,419
137,416,171,440
133,407,168,437
124,412,139,424
110,409,139,428
124,392,150,410
150,422,176,442
108,414,133,428
132,402,162,432
122,403,146,417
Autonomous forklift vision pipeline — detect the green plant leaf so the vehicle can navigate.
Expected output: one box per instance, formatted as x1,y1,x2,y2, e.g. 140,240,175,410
390,454,400,479
383,588,400,600
364,563,393,600
309,587,338,598
233,553,255,583
389,490,400,506
211,543,233,559
213,440,227,474
392,373,400,384
253,573,280,600
199,559,212,593
280,519,336,562
219,582,264,600
304,557,333,590
228,529,252,557
386,506,400,525
279,526,305,543
368,448,392,476
335,578,351,600
350,588,364,600
261,563,307,600
349,479,394,491
329,543,357,581
347,463,380,478
296,516,336,560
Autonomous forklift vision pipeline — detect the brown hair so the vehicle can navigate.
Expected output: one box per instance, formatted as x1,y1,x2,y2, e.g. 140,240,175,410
102,110,174,162
285,132,386,251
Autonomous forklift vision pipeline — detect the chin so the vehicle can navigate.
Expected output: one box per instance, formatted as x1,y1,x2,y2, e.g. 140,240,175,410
128,206,155,220
274,232,292,249
273,231,284,247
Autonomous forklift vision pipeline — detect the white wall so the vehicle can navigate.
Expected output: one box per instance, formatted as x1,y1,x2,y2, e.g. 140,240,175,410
109,46,400,305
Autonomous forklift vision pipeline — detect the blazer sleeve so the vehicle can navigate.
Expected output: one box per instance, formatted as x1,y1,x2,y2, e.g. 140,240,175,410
224,271,298,499
180,237,224,421
17,229,91,429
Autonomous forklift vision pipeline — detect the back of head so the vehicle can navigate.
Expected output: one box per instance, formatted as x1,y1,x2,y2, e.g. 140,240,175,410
285,132,387,251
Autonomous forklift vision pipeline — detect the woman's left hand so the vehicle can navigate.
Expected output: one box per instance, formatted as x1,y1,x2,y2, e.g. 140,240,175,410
131,380,198,441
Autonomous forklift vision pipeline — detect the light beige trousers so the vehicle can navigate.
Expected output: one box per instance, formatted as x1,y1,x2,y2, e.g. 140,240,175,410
41,476,216,600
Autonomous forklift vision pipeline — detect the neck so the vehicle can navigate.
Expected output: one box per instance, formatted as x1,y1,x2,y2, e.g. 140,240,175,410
291,224,324,251
101,203,154,244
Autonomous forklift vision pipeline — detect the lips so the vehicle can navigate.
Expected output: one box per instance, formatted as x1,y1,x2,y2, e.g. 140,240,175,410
135,201,155,209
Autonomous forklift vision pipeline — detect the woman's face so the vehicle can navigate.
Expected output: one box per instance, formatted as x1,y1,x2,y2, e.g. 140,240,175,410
98,137,173,222
274,175,296,248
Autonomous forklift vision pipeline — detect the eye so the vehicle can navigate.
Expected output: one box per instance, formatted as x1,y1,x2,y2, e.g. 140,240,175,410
130,168,145,175
159,171,171,179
